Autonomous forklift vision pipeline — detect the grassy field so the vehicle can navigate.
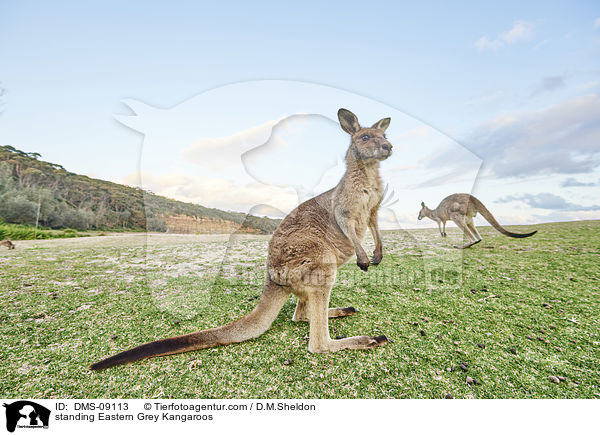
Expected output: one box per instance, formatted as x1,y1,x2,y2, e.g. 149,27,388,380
0,221,598,399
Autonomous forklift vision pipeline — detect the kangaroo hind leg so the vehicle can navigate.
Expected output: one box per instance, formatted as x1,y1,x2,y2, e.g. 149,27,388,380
466,218,482,245
300,264,388,353
451,216,478,249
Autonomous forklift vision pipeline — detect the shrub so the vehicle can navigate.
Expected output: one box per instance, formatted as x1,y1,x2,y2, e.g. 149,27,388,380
0,194,38,225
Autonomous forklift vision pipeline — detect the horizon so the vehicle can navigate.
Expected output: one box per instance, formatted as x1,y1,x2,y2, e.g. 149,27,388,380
2,142,597,231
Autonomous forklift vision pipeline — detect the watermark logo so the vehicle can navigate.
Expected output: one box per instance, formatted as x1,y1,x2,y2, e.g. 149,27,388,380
115,80,481,319
3,401,50,432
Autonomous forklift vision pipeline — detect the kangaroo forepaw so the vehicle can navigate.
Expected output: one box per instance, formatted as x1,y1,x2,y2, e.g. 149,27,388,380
371,254,382,265
357,259,369,271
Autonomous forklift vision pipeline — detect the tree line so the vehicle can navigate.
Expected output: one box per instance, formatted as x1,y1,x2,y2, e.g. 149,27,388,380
0,145,279,234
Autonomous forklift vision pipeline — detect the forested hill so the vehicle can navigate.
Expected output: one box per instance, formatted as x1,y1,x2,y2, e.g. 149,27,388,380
0,145,280,234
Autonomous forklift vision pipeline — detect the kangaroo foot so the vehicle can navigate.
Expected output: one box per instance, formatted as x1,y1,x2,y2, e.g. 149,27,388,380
309,334,390,353
294,306,358,322
342,334,390,350
368,334,390,347
454,239,482,249
356,334,391,349
329,306,358,318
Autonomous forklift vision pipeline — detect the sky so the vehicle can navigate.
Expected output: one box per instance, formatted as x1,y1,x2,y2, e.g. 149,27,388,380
1,1,599,229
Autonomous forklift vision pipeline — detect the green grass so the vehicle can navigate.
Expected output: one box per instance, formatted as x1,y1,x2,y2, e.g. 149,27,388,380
0,221,598,399
0,221,92,240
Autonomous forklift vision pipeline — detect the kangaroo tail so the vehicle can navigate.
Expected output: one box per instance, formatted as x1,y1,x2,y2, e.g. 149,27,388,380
90,279,289,371
470,196,537,239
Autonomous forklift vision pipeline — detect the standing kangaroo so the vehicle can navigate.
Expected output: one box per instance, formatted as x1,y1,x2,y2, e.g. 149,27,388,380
418,193,537,249
1,239,15,250
91,108,393,370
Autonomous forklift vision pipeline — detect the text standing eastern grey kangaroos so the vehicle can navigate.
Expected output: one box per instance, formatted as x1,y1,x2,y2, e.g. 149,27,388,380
91,108,392,370
418,193,537,249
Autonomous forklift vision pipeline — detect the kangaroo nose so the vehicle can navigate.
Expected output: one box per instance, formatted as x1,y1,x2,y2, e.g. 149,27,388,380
382,144,391,151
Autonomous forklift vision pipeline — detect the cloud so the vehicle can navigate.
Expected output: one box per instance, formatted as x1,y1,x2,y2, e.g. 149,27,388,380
455,95,600,178
500,20,534,43
530,74,566,97
497,193,600,211
181,118,283,170
475,37,504,51
122,171,297,214
475,21,534,51
560,177,599,187
594,18,600,28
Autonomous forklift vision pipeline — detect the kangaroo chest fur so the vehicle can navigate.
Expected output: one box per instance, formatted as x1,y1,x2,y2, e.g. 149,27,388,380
335,165,382,240
267,162,383,282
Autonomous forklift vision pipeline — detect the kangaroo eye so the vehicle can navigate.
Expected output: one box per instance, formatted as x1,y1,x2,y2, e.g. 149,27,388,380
361,135,369,141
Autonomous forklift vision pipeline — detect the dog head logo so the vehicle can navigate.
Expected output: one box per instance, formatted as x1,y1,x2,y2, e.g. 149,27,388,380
3,401,50,432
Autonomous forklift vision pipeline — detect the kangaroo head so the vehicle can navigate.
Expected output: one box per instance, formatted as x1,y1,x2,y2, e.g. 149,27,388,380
418,201,427,220
338,108,392,162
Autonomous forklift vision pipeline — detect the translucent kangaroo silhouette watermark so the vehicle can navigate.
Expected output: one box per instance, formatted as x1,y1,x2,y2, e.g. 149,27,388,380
115,80,481,320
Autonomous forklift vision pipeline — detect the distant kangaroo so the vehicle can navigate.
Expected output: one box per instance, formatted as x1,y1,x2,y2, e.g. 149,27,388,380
418,193,537,249
91,108,393,370
1,239,15,250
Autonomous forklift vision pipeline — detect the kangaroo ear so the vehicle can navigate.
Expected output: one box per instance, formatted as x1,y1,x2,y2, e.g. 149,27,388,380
338,108,360,135
421,202,425,207
372,117,391,132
